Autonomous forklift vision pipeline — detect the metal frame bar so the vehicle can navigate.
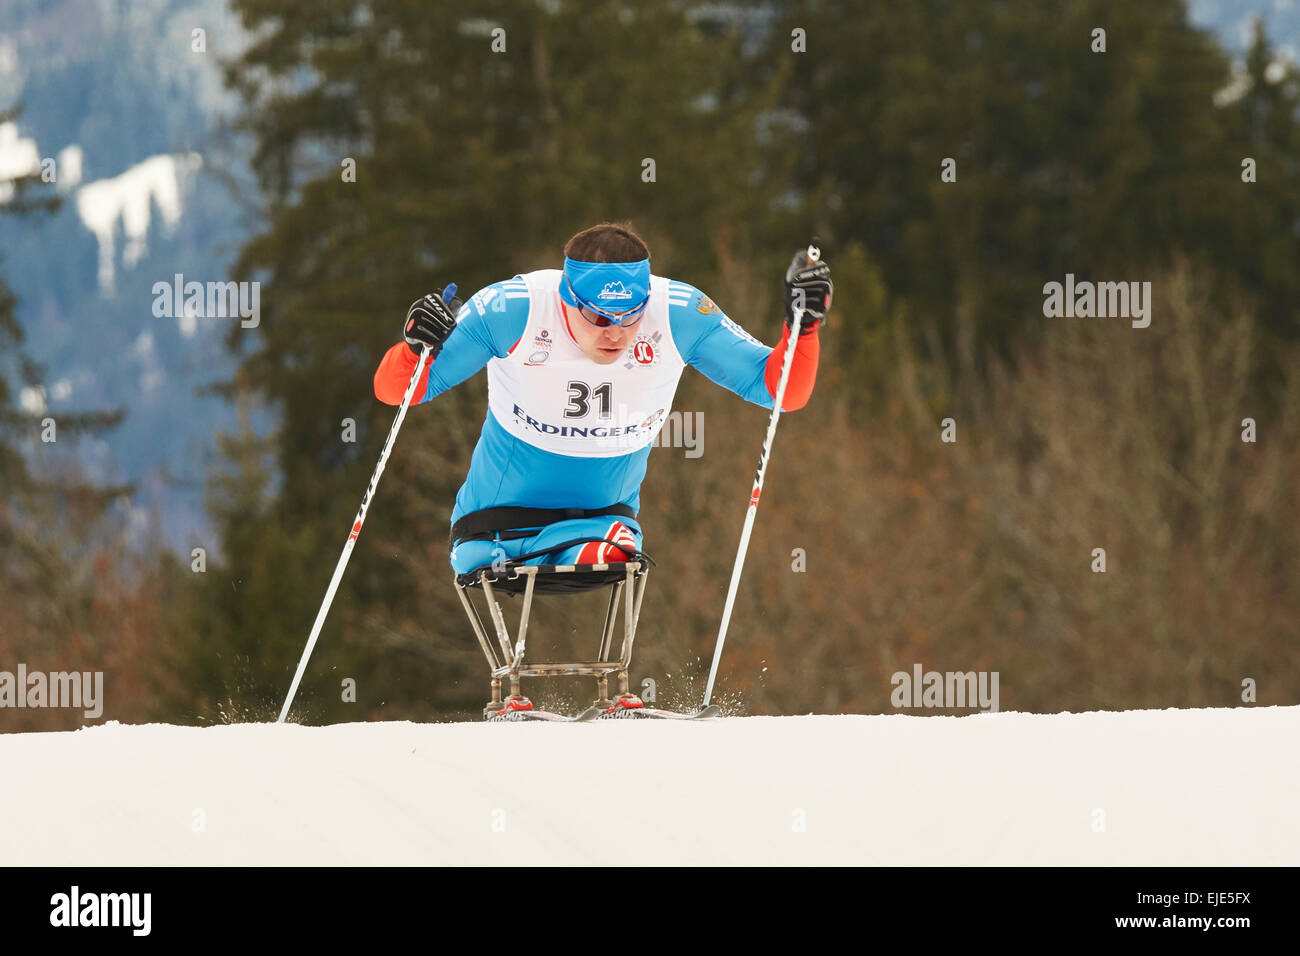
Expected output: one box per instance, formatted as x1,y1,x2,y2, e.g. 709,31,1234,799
454,561,649,716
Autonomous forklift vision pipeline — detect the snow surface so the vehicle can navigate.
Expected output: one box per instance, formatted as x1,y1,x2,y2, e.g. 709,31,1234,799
0,125,76,198
56,144,82,191
0,706,1295,865
74,153,202,295
17,384,44,414
0,121,40,202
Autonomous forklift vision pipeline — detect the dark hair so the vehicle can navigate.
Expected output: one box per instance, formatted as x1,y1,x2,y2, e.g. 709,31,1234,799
563,222,651,262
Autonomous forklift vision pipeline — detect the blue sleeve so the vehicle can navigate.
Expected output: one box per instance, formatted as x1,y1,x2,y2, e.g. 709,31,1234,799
667,283,775,409
424,278,531,401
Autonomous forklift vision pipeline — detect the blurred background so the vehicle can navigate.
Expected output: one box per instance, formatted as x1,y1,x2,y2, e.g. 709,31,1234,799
1,0,1297,729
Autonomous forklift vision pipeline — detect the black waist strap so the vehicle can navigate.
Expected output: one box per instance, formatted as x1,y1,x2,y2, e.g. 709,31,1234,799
451,504,637,544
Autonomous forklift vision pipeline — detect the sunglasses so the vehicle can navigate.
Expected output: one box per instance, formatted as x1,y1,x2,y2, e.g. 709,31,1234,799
563,274,649,328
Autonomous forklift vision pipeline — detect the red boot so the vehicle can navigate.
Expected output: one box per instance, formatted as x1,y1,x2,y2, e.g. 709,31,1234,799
496,694,534,716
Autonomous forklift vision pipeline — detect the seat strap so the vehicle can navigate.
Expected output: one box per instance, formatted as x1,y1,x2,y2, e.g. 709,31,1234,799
462,537,634,575
450,504,637,546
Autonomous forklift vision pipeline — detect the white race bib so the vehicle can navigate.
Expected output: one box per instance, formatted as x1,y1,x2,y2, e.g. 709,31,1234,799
486,269,686,458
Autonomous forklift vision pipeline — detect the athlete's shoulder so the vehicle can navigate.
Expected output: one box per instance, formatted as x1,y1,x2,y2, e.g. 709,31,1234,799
462,276,533,321
664,278,714,316
664,278,763,357
453,276,532,356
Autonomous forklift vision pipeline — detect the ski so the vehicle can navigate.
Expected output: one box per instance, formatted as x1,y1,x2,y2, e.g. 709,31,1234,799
486,704,723,722
486,705,603,723
593,704,724,721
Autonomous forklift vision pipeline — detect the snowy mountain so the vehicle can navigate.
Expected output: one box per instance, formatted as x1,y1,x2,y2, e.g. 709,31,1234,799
0,0,251,551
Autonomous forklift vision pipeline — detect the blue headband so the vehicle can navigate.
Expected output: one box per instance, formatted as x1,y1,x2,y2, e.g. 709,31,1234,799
561,257,651,314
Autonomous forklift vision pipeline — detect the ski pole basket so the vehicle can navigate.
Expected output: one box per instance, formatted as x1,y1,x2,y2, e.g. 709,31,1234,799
454,552,653,718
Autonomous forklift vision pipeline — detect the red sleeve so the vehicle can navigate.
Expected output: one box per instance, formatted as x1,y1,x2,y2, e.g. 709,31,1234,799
763,324,819,411
374,342,431,406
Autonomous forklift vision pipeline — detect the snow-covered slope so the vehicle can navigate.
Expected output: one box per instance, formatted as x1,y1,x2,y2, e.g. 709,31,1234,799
1,706,1295,865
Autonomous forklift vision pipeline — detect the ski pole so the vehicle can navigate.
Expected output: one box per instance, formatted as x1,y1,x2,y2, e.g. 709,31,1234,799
276,285,455,724
702,245,819,709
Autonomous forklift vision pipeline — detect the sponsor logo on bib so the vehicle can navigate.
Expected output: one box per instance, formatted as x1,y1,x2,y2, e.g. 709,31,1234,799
631,340,656,365
625,331,662,369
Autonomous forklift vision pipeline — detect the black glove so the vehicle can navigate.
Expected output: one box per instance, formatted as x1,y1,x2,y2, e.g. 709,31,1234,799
403,285,462,356
784,243,832,335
